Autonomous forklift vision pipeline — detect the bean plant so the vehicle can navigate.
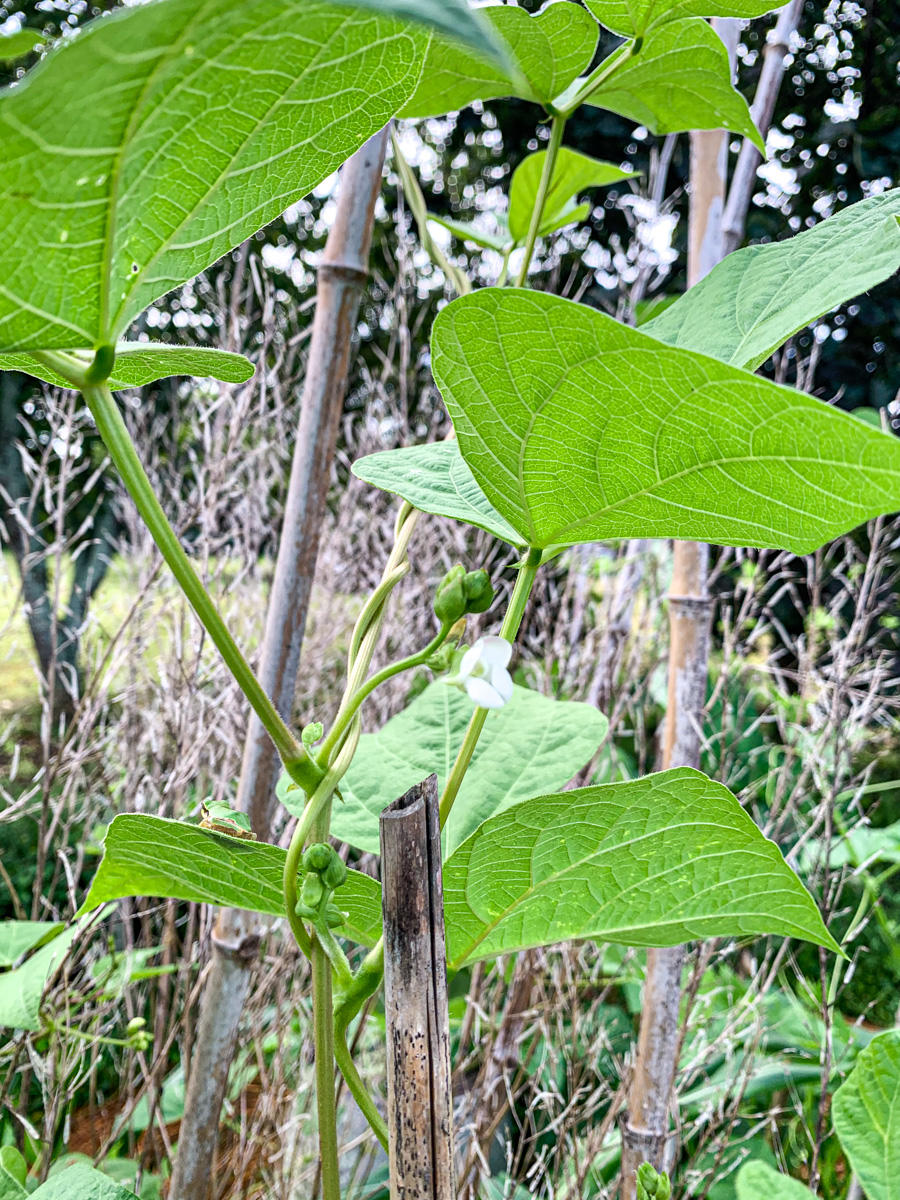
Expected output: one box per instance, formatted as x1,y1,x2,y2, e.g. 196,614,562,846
1,0,900,1197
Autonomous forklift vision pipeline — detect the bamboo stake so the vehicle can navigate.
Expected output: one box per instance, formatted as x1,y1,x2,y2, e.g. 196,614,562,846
618,21,736,1197
381,774,455,1200
169,125,390,1200
620,8,802,1190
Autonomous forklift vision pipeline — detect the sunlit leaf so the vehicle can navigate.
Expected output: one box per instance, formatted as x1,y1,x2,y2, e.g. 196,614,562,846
0,344,254,389
442,767,840,969
507,147,636,243
398,1,598,119
0,0,476,354
588,16,764,150
643,190,900,369
584,0,780,38
431,288,900,555
833,1030,900,1200
283,682,607,857
80,814,382,947
352,439,525,546
0,1147,27,1200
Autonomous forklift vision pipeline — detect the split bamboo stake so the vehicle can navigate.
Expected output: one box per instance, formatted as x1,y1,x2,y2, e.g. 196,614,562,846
381,774,455,1200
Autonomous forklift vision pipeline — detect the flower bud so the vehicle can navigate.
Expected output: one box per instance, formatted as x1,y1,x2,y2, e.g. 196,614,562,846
300,872,325,910
302,843,334,873
636,1163,670,1200
462,568,493,614
322,853,348,891
126,1017,146,1035
434,565,494,624
434,564,467,623
301,721,324,747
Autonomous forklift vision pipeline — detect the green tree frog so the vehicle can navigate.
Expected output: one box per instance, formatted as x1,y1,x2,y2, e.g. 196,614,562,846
199,801,257,840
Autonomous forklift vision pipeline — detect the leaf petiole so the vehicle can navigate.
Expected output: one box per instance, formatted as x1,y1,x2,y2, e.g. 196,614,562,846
79,381,323,798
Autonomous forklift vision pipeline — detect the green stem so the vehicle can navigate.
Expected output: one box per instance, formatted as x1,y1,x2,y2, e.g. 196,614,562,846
438,548,542,829
497,248,512,288
347,563,410,667
312,940,341,1200
82,382,321,796
514,116,566,288
317,624,451,763
334,1010,390,1152
555,38,636,116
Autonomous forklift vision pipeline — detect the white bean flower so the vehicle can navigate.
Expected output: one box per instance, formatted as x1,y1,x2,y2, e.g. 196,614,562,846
452,636,514,709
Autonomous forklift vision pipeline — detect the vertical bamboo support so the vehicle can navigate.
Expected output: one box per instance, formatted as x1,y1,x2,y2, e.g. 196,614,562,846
169,126,389,1200
619,21,736,1197
380,774,455,1200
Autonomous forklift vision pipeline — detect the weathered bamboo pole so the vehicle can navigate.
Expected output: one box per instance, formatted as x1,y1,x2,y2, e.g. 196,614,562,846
620,10,801,1191
381,774,455,1200
618,23,735,1199
169,125,390,1200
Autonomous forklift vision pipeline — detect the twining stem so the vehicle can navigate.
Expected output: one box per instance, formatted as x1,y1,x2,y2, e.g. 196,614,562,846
334,1012,390,1151
283,727,361,959
332,547,543,1137
317,622,451,763
81,382,321,795
438,547,542,827
280,504,418,1181
514,116,566,288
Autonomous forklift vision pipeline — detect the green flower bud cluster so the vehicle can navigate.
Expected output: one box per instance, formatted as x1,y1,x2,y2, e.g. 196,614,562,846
301,721,324,748
126,1016,153,1053
297,843,348,928
433,565,494,625
636,1163,671,1200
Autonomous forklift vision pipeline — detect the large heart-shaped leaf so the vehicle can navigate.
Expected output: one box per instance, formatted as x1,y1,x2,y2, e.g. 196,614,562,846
442,767,840,969
0,923,81,1031
735,1161,813,1200
644,190,900,370
80,814,383,947
0,0,497,355
584,0,780,38
285,682,607,857
833,1030,900,1200
0,344,254,390
0,921,64,969
430,288,900,555
588,16,764,150
352,439,524,546
507,148,637,244
398,1,599,119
